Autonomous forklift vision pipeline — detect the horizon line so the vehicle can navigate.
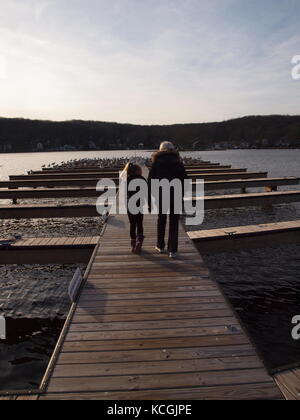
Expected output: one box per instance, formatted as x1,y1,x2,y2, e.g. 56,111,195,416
1,113,300,127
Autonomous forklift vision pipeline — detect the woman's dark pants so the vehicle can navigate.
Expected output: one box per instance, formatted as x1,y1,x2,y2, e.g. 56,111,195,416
157,213,180,253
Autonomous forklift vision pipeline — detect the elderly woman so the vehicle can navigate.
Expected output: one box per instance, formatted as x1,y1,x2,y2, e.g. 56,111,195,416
148,142,187,258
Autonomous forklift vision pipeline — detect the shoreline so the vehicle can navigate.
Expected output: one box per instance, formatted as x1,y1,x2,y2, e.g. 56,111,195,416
0,147,300,156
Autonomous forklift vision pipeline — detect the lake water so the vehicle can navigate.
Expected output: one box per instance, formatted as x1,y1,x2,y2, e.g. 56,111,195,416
0,149,300,391
1,149,300,180
0,150,151,180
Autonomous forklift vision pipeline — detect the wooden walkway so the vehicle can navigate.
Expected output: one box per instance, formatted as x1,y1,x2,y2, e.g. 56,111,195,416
275,368,300,400
38,214,282,400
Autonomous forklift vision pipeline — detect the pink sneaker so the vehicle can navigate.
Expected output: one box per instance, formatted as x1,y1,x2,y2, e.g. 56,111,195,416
131,239,136,253
135,235,144,255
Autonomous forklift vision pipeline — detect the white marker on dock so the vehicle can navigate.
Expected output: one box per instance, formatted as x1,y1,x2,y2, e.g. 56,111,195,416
0,315,6,340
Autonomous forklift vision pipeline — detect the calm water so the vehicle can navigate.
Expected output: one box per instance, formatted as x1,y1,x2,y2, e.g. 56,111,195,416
0,318,64,391
0,149,300,390
191,150,300,372
0,265,85,392
1,149,300,180
0,150,152,180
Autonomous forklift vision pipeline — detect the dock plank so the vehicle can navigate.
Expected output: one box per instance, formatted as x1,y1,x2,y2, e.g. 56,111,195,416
46,369,274,394
51,356,263,378
56,344,256,365
71,309,234,324
189,220,300,241
40,382,282,400
275,368,300,400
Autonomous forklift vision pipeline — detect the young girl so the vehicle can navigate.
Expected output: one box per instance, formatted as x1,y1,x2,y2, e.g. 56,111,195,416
124,162,146,254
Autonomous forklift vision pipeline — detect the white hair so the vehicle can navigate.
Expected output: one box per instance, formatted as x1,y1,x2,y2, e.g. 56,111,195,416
159,141,175,152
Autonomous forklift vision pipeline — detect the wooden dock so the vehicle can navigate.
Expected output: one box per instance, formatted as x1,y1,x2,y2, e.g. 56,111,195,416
1,159,299,399
0,236,99,264
193,190,300,209
37,214,282,400
12,168,247,180
188,220,300,253
1,190,300,219
202,177,300,192
188,220,300,241
275,368,300,400
0,177,298,202
37,161,214,173
0,172,269,189
32,163,231,174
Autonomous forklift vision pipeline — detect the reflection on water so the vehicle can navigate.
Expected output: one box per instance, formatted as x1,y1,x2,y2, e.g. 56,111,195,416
0,318,64,391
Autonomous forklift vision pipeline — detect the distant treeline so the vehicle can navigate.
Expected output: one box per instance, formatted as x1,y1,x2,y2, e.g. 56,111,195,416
0,115,300,153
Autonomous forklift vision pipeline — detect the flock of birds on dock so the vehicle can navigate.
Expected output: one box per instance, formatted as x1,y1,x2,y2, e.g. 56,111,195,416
39,156,204,171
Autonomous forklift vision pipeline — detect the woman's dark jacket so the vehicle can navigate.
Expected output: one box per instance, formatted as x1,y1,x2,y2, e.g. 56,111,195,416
148,151,187,213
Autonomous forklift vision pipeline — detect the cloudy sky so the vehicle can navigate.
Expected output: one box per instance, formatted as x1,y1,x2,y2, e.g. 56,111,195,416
0,0,299,124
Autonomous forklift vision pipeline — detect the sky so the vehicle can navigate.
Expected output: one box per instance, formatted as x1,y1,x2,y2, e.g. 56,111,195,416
0,0,299,124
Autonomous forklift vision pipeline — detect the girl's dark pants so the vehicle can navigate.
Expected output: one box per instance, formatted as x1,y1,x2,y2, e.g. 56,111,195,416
157,213,180,253
128,212,144,240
